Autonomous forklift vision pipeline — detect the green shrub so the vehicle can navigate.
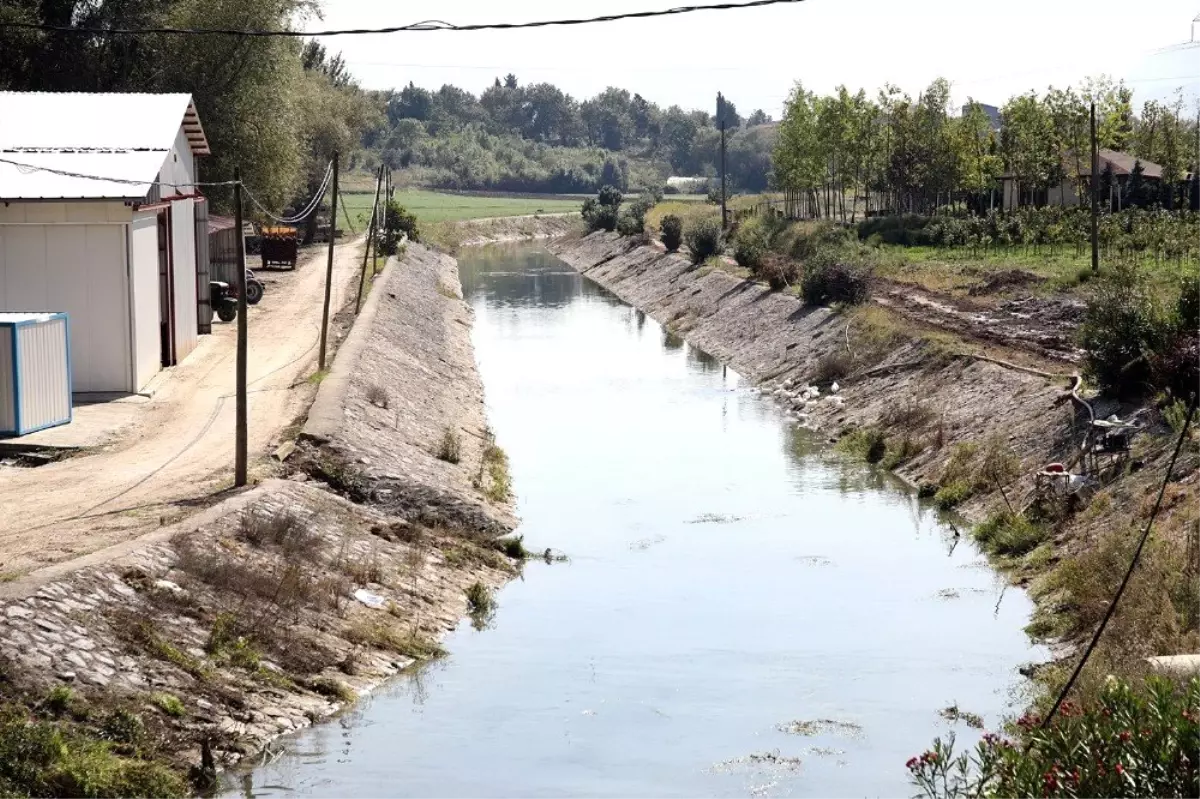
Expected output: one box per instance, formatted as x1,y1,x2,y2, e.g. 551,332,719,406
660,214,683,252
932,480,972,510
616,197,651,236
973,511,1048,557
150,693,185,718
755,255,799,291
684,216,723,265
496,535,529,560
1079,262,1169,397
733,218,769,270
837,428,887,464
801,259,871,305
908,676,1199,799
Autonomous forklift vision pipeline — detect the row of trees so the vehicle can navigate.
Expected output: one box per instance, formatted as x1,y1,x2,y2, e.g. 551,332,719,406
368,76,776,191
0,1,381,216
774,76,1200,221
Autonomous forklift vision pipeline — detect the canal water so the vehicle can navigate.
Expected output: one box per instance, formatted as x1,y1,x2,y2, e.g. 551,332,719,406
231,244,1044,798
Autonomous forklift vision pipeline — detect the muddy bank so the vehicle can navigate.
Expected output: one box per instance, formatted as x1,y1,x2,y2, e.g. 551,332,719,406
0,245,517,791
551,233,1076,506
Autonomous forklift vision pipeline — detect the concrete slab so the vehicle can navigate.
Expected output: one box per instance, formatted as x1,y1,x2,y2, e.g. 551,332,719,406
3,396,148,451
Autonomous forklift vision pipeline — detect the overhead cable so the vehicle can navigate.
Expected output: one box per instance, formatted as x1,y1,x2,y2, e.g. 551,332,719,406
0,0,806,38
243,161,333,225
0,154,239,187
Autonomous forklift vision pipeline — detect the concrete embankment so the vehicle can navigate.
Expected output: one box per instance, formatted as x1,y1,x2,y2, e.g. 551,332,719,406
0,244,515,787
551,232,1074,509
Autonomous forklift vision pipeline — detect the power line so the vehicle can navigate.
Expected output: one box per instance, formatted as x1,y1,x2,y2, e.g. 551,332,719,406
243,161,333,224
0,0,805,37
0,154,239,187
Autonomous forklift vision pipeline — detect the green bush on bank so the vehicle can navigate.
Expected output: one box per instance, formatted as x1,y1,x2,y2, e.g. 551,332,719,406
0,706,187,798
908,676,1199,799
660,215,683,252
684,217,723,265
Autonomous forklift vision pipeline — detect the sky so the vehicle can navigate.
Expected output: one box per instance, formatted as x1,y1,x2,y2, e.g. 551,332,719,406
314,0,1200,116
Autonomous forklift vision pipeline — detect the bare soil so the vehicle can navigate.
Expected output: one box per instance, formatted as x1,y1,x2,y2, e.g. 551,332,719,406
0,240,365,578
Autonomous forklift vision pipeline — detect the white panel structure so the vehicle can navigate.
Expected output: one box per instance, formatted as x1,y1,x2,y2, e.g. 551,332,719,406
130,213,162,389
0,312,71,436
0,225,129,393
169,198,198,361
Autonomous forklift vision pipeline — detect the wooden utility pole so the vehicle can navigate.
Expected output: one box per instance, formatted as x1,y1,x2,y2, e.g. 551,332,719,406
233,167,248,487
355,165,384,313
718,92,728,230
1090,103,1100,274
318,151,339,371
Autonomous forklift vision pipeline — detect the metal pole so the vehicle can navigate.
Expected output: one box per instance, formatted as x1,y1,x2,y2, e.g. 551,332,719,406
1090,103,1100,274
355,165,384,313
234,167,248,487
318,151,339,371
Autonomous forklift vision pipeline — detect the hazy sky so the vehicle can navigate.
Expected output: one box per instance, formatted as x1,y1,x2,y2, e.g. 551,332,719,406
315,0,1200,114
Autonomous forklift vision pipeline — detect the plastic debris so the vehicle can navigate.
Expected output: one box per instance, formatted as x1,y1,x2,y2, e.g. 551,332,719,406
353,589,387,609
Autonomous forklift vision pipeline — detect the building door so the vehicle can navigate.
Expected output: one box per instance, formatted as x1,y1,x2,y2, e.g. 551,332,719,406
157,211,175,367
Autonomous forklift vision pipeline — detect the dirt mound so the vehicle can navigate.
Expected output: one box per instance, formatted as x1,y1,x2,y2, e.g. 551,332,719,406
968,269,1044,296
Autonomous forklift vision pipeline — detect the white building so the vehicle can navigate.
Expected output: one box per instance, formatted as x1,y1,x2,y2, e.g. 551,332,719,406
0,92,211,394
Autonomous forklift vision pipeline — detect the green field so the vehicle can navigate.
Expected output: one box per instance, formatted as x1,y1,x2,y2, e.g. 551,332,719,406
340,189,582,226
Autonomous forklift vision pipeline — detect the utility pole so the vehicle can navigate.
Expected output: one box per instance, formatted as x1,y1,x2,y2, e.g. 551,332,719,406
318,151,339,371
355,165,385,313
718,92,728,230
1090,102,1100,274
233,167,248,487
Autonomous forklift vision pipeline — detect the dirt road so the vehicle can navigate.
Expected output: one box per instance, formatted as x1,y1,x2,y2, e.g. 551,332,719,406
0,240,365,577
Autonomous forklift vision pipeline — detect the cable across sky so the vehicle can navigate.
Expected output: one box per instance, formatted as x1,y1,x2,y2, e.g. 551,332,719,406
0,0,806,38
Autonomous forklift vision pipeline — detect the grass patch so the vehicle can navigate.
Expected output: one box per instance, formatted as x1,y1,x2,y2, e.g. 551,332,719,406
880,434,924,470
0,706,187,798
149,693,185,719
973,511,1049,557
836,427,887,464
932,479,973,510
306,369,329,385
305,676,355,704
123,616,212,682
465,581,497,631
365,384,389,409
437,426,462,464
478,439,512,504
343,620,446,661
496,535,529,560
342,189,580,225
44,686,74,716
204,613,261,670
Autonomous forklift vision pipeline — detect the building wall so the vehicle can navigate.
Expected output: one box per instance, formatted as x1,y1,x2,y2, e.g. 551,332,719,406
169,197,198,362
0,201,130,225
158,127,197,194
130,212,162,390
0,220,132,393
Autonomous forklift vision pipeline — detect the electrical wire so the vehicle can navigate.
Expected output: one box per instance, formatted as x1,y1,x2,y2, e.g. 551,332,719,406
0,154,239,187
242,161,333,225
1039,398,1197,731
0,0,805,37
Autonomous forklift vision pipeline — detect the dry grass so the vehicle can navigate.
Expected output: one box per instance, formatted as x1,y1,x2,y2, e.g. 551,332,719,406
365,384,389,409
437,426,462,464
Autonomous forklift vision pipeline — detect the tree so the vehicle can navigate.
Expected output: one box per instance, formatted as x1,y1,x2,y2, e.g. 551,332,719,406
746,109,772,126
389,81,432,122
1124,160,1151,208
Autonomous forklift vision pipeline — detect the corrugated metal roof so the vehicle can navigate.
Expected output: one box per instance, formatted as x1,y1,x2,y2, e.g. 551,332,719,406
0,92,209,155
0,151,168,200
0,91,210,201
0,312,64,325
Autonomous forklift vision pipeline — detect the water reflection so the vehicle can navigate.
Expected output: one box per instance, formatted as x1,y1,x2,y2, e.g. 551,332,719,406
228,243,1043,799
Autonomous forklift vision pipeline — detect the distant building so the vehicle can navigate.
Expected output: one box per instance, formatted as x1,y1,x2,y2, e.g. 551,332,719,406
961,102,1001,131
1000,150,1164,211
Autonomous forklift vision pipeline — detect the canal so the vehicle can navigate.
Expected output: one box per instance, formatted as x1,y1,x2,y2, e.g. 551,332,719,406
231,244,1044,798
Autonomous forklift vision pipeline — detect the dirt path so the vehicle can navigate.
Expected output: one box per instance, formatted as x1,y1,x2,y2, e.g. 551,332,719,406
0,240,365,577
872,279,1084,364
